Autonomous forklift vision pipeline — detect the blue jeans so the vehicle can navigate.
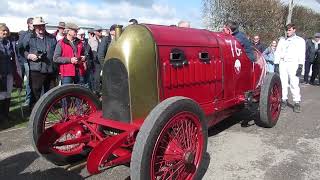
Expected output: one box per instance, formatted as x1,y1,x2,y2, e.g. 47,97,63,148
61,76,85,85
24,63,32,105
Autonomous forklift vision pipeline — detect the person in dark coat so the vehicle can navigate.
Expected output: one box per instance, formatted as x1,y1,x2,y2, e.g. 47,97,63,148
223,20,255,62
252,35,266,53
23,17,57,107
92,25,110,96
17,17,33,107
0,24,22,122
313,44,320,85
308,33,320,85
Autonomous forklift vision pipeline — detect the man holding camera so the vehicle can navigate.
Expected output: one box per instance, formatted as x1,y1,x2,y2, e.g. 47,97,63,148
53,23,86,85
24,17,57,107
274,23,305,113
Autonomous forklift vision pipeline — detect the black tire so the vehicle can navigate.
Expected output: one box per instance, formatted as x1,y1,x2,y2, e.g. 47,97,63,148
256,73,282,128
130,96,208,180
29,84,101,166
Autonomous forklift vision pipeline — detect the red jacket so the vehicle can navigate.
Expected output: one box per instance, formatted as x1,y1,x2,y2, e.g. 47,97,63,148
59,38,86,77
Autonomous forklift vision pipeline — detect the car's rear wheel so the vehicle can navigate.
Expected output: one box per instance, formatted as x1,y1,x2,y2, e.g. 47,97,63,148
130,96,208,180
255,73,282,128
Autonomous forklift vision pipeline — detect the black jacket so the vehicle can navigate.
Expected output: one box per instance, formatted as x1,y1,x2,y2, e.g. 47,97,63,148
96,36,110,64
24,32,57,73
305,39,316,63
17,30,33,65
82,39,94,70
0,38,15,75
314,46,320,64
253,42,266,53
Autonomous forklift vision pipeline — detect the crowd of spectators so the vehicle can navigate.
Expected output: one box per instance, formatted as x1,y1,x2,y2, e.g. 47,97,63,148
1,16,319,123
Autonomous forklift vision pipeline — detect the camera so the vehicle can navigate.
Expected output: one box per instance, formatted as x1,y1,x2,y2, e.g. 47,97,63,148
37,50,47,60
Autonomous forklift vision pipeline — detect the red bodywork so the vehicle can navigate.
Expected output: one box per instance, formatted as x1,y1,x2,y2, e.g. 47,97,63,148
147,24,266,125
36,24,266,176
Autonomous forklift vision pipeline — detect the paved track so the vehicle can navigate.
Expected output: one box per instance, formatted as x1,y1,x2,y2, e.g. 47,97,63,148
1,84,319,180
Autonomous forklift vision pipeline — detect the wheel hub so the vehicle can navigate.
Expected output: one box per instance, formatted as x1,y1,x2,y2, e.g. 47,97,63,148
184,151,195,164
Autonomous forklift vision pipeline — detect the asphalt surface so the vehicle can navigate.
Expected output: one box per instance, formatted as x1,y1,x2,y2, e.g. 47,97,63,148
1,83,320,180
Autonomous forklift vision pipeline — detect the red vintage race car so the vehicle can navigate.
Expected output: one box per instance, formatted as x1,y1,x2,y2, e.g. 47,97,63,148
29,24,282,180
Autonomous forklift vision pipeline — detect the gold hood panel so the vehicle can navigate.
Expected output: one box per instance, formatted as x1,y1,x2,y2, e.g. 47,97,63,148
105,25,159,121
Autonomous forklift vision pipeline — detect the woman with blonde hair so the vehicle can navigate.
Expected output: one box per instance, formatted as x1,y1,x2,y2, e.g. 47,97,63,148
0,24,22,123
263,40,277,72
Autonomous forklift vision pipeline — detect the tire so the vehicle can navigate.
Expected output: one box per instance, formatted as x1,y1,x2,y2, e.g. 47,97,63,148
255,73,282,128
130,96,208,180
29,84,101,166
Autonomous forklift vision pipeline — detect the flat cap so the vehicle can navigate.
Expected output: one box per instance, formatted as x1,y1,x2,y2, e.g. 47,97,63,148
58,22,65,28
65,22,79,30
315,33,320,38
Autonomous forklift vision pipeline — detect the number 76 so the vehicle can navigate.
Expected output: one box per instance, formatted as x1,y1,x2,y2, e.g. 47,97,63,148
225,40,242,58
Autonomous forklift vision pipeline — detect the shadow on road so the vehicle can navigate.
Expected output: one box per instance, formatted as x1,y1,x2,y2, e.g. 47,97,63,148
208,107,258,137
0,151,84,180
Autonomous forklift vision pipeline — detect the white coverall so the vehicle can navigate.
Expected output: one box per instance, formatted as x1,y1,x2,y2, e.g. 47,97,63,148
274,35,305,103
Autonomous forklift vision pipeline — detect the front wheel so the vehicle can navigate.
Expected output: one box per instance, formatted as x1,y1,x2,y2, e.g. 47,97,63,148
255,73,282,128
130,96,208,180
29,84,101,166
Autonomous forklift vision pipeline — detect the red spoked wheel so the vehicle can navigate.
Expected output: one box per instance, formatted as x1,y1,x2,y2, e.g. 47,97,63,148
269,81,281,122
29,85,101,166
130,97,208,180
256,73,282,128
151,112,204,179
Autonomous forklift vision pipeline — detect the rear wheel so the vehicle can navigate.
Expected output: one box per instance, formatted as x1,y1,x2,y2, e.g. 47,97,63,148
29,84,101,165
255,73,282,128
130,96,208,180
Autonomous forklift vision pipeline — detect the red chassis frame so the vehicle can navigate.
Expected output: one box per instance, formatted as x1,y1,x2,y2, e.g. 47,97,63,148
37,110,143,174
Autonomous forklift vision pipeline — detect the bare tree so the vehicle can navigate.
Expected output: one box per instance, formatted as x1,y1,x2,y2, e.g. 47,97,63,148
202,0,285,43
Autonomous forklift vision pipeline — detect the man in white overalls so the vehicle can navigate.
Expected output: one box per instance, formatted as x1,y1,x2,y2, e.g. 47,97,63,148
274,23,305,113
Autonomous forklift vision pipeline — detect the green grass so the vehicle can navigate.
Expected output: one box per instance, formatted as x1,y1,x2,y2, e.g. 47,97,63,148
0,88,30,131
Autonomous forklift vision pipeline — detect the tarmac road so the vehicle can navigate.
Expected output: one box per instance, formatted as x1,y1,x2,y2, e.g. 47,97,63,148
0,84,320,180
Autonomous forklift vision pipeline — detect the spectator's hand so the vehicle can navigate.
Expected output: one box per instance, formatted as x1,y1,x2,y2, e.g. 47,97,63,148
274,64,279,74
70,57,78,64
80,56,86,62
296,64,303,76
27,54,38,61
